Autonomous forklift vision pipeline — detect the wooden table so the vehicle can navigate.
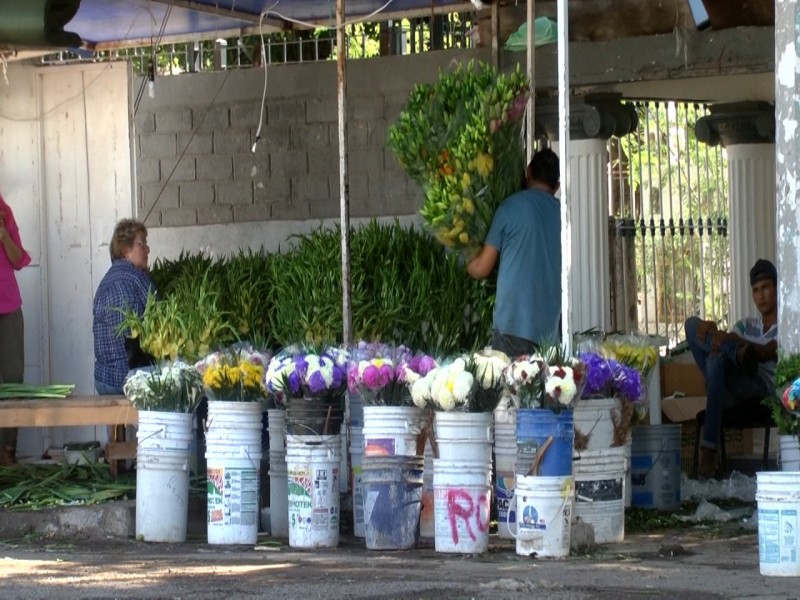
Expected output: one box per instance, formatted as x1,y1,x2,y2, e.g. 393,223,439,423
0,395,139,475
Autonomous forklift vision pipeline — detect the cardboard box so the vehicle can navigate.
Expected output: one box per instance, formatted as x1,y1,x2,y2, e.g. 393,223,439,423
661,359,706,397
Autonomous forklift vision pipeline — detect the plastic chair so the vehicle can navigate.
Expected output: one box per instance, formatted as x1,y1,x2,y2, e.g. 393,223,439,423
692,401,774,478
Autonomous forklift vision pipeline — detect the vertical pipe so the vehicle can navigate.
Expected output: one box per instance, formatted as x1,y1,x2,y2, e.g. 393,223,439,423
557,0,571,354
526,0,535,162
337,0,352,345
491,1,499,67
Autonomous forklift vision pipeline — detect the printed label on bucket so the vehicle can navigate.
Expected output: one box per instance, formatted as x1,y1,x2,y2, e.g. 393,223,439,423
759,508,798,565
496,472,516,527
207,467,259,527
365,437,397,456
517,500,571,544
575,478,623,503
288,466,340,533
353,469,364,529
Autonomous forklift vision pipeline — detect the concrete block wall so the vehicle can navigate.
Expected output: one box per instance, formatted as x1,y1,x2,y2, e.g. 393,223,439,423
134,48,490,228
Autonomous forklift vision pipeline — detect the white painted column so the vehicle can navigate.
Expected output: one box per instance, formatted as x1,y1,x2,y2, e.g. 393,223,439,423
727,143,776,318
775,0,800,353
567,138,610,333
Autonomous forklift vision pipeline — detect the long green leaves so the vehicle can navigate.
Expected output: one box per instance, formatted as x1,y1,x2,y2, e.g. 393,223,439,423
0,384,75,400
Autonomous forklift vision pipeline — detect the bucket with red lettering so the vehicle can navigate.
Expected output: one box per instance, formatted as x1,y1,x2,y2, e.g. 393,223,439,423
432,459,492,554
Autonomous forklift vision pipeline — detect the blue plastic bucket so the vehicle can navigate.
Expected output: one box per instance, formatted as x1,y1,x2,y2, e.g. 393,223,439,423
361,455,424,550
630,424,681,511
516,409,574,477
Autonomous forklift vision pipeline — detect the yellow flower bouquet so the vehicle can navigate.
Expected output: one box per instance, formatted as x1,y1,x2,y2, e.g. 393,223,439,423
388,60,530,257
195,347,270,402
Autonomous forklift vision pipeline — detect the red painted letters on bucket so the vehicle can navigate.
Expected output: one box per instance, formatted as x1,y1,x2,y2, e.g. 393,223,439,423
446,488,489,544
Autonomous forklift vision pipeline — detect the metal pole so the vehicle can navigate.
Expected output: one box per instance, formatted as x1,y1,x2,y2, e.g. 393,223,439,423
557,0,571,355
337,0,352,345
526,0,535,162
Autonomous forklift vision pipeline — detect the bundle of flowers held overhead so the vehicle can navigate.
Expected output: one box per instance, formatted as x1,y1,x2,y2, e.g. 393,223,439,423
195,345,270,402
265,345,348,407
388,60,530,257
123,361,203,413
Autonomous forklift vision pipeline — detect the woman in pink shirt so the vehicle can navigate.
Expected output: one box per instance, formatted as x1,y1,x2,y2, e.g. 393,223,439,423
0,194,31,464
0,194,30,383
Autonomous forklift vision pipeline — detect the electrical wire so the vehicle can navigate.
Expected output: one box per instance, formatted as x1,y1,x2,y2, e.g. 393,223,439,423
261,0,399,29
134,0,176,115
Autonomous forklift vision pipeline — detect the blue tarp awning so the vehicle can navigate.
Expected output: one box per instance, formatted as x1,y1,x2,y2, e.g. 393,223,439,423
68,0,474,48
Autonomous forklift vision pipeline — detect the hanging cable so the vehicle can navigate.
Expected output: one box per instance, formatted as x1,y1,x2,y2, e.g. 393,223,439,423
134,0,176,115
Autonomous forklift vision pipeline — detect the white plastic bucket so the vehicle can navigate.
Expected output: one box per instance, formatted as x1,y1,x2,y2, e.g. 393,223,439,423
756,471,800,576
268,449,288,538
435,412,493,464
267,409,286,452
286,434,341,549
362,406,422,457
779,435,800,472
573,447,626,543
513,475,573,558
432,459,492,554
631,425,681,511
348,392,364,429
206,400,264,431
136,447,191,543
137,410,193,451
573,398,618,450
494,411,517,539
205,409,263,545
350,427,365,538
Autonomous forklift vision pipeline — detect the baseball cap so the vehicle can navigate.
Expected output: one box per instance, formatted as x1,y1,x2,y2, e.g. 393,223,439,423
750,258,777,287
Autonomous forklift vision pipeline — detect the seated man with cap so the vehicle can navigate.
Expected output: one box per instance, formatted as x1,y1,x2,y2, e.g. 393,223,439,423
684,258,778,479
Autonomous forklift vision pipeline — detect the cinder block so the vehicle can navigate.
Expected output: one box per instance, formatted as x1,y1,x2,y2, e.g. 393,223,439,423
348,189,387,218
269,100,306,124
142,211,162,228
160,157,196,182
308,195,338,219
330,173,369,200
179,182,215,208
140,183,180,211
230,101,264,128
135,112,156,134
233,153,268,181
348,148,384,174
195,105,230,130
307,150,337,176
291,123,329,149
270,150,308,178
140,133,177,158
155,108,193,133
384,147,405,173
215,180,254,205
295,175,330,204
234,203,271,223
263,124,292,151
271,199,309,220
178,132,213,155
253,176,290,204
195,156,233,181
384,95,408,121
197,204,234,225
347,121,369,147
306,98,337,123
386,191,420,216
348,96,384,121
160,208,199,227
137,158,160,184
213,129,252,155
369,119,388,147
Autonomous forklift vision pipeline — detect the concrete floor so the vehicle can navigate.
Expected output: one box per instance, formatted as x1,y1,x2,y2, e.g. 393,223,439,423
0,499,797,599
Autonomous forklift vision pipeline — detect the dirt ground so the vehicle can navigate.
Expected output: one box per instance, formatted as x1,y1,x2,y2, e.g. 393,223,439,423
1,522,797,600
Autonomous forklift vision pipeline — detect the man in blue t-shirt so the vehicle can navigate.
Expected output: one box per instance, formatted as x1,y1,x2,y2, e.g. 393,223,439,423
684,258,778,479
467,148,561,357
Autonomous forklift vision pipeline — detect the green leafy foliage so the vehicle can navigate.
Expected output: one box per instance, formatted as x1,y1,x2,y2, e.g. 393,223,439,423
763,353,800,436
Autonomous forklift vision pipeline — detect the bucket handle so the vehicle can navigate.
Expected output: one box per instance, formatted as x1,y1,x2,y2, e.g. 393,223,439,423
285,421,329,437
136,426,166,448
525,436,553,477
505,478,573,542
